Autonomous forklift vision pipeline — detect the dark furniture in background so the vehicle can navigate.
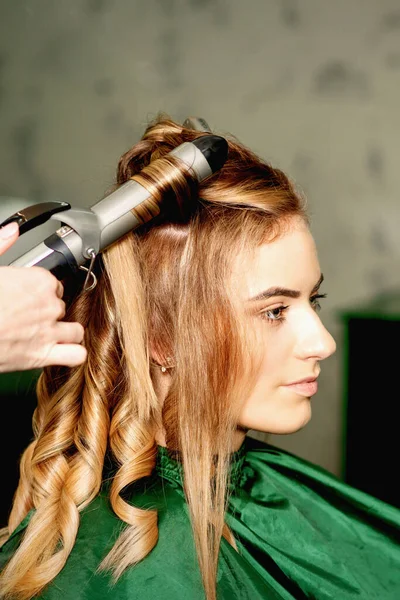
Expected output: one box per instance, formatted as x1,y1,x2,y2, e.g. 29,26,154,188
341,290,400,509
1,369,40,527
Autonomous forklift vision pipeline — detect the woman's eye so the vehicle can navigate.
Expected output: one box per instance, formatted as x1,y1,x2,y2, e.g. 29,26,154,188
311,293,327,311
259,294,327,324
261,306,289,322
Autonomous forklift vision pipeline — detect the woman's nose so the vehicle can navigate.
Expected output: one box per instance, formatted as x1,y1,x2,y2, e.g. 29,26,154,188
294,311,336,361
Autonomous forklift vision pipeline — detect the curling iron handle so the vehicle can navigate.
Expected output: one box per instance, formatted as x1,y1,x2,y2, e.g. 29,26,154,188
0,202,71,235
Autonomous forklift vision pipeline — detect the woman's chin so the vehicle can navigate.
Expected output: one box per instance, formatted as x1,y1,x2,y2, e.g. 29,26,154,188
240,402,312,435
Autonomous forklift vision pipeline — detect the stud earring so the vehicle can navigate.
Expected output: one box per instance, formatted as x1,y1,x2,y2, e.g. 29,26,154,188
150,356,175,372
161,356,175,372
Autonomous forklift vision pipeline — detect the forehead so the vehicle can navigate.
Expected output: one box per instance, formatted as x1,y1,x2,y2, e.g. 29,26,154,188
234,221,320,298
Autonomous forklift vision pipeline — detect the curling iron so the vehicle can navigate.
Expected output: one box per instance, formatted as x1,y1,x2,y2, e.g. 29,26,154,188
0,118,226,290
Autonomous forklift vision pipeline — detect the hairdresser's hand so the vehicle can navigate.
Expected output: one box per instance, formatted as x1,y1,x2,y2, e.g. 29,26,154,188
0,222,87,372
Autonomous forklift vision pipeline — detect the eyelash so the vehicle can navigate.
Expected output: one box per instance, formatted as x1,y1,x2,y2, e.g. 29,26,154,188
260,294,327,325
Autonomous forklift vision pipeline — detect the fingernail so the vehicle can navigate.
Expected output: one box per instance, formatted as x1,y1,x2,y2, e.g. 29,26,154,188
0,222,19,239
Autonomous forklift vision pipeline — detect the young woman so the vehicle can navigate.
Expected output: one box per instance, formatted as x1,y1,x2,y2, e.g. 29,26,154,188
1,116,399,600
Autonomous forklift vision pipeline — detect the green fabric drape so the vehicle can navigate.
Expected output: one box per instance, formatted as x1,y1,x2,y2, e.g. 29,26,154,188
1,435,400,599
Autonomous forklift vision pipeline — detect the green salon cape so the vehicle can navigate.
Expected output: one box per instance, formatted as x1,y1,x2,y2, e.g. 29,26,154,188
1,435,400,599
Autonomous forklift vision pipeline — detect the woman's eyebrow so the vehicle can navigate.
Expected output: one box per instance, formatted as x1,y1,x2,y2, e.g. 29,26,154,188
248,273,324,302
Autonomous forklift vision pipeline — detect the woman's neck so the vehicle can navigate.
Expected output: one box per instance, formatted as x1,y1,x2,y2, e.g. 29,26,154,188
154,426,248,452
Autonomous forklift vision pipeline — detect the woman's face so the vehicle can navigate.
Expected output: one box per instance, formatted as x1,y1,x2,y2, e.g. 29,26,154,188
236,218,336,435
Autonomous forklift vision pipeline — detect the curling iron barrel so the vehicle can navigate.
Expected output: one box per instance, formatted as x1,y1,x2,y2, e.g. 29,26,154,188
2,134,228,281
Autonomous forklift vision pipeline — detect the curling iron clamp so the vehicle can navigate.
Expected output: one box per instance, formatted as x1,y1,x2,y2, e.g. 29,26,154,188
0,117,225,291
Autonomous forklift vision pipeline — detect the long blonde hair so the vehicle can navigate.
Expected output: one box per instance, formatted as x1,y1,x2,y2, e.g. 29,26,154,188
0,115,307,600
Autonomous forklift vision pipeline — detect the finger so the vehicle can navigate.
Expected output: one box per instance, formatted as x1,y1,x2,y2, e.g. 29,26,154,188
35,268,64,298
0,223,19,255
42,344,88,368
52,299,66,321
53,322,85,344
55,280,64,299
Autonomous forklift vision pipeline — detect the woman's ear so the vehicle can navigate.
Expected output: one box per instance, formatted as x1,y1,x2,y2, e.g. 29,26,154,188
149,342,174,406
149,341,175,371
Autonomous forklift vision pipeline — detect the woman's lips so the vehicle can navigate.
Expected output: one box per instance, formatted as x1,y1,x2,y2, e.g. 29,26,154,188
283,380,318,397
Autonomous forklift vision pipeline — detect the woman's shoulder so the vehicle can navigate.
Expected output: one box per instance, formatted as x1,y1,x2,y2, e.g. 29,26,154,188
0,477,202,600
228,435,400,599
242,434,400,520
0,489,121,571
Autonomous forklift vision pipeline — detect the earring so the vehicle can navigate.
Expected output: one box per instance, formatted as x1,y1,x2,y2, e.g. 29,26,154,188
150,356,175,372
161,356,175,372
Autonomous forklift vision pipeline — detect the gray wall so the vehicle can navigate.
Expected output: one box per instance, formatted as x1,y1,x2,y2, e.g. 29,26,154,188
1,0,399,477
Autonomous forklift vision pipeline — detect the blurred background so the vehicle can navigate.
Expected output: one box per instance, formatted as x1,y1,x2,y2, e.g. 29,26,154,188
0,0,399,524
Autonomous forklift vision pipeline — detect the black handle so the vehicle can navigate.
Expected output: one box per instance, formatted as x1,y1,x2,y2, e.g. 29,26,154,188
0,202,71,235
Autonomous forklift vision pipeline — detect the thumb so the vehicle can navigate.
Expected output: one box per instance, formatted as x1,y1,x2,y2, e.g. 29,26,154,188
0,222,19,255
